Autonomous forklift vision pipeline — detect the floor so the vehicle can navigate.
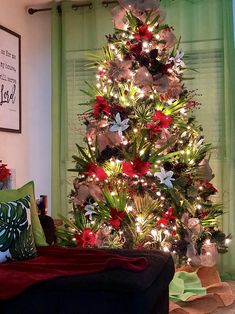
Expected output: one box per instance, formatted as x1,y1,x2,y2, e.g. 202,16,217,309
213,281,235,314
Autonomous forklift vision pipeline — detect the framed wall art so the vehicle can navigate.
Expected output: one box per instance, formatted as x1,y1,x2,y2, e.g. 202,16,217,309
0,25,21,133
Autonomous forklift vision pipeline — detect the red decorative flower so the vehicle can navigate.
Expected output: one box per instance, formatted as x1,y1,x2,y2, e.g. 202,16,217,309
157,207,176,226
134,24,153,40
129,42,142,56
161,63,173,75
198,211,209,219
203,181,218,193
0,163,11,182
147,110,172,134
92,96,111,117
109,208,125,229
86,162,107,181
122,157,151,178
75,228,96,248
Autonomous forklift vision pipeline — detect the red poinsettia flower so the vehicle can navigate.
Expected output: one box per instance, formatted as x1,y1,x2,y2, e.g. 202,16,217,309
147,110,172,134
75,228,96,248
134,24,153,40
157,207,176,226
122,157,151,178
109,208,125,229
129,41,142,56
86,162,107,181
92,96,111,117
161,63,173,75
203,181,218,193
198,211,209,219
0,163,11,182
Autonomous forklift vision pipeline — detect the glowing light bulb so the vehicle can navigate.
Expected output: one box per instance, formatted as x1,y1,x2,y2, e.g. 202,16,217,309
225,238,231,245
151,229,157,237
127,206,133,212
143,42,148,49
123,24,128,31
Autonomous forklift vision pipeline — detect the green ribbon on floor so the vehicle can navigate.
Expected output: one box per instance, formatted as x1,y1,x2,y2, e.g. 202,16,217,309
169,271,206,302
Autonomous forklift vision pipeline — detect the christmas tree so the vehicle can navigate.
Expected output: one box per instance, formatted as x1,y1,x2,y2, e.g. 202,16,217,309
57,0,231,266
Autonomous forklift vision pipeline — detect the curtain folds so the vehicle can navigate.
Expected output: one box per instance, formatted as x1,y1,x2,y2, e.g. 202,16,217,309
220,0,235,279
51,0,235,275
51,1,113,218
161,0,235,278
51,2,68,218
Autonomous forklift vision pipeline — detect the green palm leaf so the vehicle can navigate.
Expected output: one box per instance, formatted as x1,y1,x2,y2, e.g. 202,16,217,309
0,200,29,252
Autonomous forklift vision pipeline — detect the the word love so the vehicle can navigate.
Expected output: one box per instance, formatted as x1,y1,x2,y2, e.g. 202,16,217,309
0,83,16,105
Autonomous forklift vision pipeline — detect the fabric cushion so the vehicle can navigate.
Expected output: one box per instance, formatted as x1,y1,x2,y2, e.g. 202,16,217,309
0,195,37,263
0,181,47,246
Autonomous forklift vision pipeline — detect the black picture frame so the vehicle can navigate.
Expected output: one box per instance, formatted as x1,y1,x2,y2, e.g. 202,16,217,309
0,25,21,133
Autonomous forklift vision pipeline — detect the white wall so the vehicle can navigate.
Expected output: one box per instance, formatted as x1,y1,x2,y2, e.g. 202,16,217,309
0,0,51,213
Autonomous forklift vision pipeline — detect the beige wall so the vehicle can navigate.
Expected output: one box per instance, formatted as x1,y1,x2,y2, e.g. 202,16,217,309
0,0,51,212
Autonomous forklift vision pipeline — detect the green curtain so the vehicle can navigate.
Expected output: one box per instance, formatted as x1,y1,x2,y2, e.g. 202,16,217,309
51,1,114,218
51,0,235,275
161,0,235,277
220,0,235,278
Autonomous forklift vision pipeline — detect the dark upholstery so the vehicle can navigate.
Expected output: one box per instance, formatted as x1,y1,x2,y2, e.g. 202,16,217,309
0,219,175,314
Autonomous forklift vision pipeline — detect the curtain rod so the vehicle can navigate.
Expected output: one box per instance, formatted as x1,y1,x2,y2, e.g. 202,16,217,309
28,1,118,15
28,3,92,15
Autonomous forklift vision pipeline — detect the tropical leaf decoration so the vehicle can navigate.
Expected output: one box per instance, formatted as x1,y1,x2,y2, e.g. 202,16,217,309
0,195,37,263
0,198,29,252
10,226,37,260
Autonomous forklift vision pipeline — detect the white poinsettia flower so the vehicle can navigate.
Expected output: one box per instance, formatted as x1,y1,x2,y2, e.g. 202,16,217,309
84,204,96,220
110,113,130,138
168,50,185,68
155,167,175,188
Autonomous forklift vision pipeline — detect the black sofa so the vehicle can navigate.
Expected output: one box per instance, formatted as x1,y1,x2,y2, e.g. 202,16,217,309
0,218,175,314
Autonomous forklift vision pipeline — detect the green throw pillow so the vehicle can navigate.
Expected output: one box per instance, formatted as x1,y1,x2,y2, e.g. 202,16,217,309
0,181,47,246
0,195,37,262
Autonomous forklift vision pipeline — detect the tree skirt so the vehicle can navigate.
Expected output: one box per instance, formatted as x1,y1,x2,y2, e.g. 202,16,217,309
169,266,234,314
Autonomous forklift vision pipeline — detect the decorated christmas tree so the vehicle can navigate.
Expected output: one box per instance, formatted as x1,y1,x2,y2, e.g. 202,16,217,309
57,0,231,266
